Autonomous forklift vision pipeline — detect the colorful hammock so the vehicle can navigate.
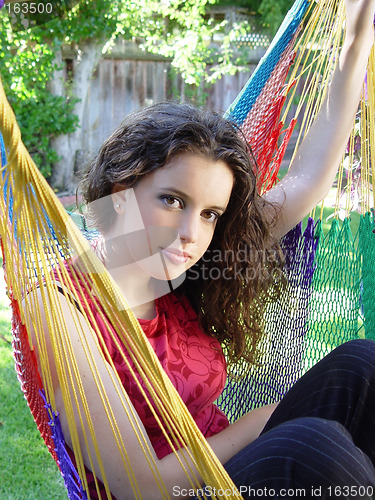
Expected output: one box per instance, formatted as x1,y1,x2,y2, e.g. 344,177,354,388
1,0,375,498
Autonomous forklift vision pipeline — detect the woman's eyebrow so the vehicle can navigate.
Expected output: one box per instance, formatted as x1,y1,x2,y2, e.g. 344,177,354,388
160,187,227,212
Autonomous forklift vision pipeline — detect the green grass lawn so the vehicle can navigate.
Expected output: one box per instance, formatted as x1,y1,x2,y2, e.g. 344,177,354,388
0,275,67,500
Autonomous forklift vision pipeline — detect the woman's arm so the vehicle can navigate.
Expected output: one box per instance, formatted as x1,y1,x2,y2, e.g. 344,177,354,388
264,0,375,240
29,288,276,499
29,288,169,500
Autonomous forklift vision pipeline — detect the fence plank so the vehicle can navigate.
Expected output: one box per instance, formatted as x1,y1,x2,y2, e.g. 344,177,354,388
81,57,259,155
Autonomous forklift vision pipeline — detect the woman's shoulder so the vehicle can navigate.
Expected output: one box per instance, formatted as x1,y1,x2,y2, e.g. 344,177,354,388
50,257,98,314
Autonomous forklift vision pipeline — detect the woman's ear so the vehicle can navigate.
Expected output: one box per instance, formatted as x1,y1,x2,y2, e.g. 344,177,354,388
111,184,127,214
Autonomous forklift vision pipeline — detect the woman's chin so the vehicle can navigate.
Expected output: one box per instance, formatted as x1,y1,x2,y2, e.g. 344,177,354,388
150,265,187,282
136,261,187,285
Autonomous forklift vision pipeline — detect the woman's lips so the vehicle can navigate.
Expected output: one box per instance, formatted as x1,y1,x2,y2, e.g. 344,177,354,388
161,248,190,265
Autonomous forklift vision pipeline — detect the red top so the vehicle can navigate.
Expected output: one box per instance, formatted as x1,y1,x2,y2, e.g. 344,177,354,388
59,262,229,498
87,289,230,458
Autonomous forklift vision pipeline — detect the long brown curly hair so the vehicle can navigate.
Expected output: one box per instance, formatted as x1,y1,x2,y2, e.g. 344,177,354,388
79,102,286,368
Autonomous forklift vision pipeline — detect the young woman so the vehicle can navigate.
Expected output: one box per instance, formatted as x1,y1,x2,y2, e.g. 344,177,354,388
32,0,375,498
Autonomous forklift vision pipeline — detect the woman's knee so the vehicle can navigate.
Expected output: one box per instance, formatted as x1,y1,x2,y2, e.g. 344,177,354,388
334,338,375,357
256,416,358,468
226,417,375,496
326,338,375,381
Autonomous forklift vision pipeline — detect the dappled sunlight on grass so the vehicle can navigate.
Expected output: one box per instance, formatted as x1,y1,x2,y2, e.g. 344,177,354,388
0,274,67,500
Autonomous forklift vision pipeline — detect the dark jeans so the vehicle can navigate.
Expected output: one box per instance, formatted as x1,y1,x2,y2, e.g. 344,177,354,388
199,339,375,499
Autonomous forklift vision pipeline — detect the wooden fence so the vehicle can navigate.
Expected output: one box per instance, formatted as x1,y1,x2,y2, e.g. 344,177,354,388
80,55,259,154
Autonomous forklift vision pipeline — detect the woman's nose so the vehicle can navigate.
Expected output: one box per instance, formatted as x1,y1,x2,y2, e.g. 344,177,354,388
178,211,199,244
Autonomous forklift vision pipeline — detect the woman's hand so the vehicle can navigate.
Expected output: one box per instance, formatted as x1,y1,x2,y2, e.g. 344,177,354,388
204,402,279,465
263,0,375,240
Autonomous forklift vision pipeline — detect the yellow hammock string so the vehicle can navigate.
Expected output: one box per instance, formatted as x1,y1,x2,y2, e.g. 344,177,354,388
281,0,374,220
365,44,375,210
0,76,239,500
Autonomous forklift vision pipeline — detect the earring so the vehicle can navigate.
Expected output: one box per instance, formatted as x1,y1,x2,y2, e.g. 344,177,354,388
115,203,120,209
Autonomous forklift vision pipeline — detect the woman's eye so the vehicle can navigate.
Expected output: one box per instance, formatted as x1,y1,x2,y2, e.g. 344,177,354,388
201,211,219,223
161,195,182,209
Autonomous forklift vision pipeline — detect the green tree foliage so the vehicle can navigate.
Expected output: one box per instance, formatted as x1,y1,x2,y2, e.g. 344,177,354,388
0,0,152,178
0,0,289,182
215,0,293,35
0,18,78,177
258,0,294,35
0,0,238,181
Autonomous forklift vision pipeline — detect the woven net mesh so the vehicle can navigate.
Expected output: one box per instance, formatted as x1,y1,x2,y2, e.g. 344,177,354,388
217,214,375,421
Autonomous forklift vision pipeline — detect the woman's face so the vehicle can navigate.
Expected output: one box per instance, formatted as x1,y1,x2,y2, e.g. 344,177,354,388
111,152,234,282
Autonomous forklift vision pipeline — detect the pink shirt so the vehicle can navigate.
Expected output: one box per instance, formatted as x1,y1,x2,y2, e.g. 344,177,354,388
60,262,229,498
76,279,229,458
